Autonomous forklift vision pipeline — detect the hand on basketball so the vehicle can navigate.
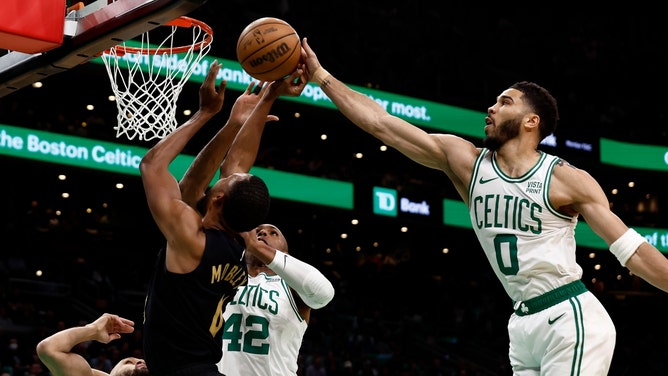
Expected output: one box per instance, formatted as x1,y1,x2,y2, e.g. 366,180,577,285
230,81,279,124
268,66,307,98
300,38,322,82
199,60,227,116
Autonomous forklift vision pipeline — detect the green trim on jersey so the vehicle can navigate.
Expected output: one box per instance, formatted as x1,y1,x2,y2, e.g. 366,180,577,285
279,278,304,322
491,150,547,183
543,157,575,221
468,148,488,205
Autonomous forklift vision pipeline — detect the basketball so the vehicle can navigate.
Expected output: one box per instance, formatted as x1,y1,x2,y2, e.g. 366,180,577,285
236,17,301,82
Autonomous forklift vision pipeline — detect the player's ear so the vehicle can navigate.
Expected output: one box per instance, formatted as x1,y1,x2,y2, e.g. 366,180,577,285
525,113,540,131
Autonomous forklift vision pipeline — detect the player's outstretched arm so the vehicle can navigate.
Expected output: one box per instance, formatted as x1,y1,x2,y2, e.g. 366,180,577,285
140,61,224,241
36,313,135,376
301,38,475,172
219,68,306,177
562,165,668,293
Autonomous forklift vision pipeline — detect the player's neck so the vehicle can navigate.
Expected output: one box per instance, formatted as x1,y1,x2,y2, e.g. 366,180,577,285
494,147,542,178
248,265,276,277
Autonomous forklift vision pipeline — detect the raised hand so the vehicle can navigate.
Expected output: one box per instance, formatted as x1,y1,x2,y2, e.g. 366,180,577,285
199,60,227,115
229,81,278,125
92,313,135,344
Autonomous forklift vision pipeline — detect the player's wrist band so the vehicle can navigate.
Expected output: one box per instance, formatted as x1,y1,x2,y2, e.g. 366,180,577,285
610,228,646,266
312,67,331,86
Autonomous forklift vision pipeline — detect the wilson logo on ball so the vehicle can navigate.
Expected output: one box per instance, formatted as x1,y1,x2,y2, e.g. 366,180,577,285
248,42,292,67
237,17,301,82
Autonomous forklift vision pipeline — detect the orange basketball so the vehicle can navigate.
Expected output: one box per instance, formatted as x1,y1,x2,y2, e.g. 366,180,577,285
236,17,301,82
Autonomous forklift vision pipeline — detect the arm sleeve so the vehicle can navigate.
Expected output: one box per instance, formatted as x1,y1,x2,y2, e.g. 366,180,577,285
267,250,335,309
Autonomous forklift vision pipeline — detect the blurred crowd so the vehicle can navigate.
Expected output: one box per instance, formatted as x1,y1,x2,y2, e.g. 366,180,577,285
1,217,668,376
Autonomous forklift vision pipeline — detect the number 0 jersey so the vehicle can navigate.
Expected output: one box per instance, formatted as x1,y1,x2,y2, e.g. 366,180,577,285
468,149,582,302
218,272,306,376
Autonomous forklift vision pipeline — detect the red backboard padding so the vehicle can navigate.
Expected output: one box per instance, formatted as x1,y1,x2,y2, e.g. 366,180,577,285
0,0,66,54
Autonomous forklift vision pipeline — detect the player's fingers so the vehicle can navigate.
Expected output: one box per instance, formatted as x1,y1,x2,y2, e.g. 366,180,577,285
245,81,257,94
255,82,268,95
266,115,279,123
286,68,303,82
204,60,221,85
218,80,227,94
302,38,311,54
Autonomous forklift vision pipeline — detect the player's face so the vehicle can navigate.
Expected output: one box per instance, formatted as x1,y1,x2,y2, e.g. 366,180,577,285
245,224,288,274
255,224,288,252
483,116,522,151
110,358,149,376
483,88,527,150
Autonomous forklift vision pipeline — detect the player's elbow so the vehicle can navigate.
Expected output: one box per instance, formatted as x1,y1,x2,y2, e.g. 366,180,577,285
303,275,335,309
35,339,53,362
139,156,155,177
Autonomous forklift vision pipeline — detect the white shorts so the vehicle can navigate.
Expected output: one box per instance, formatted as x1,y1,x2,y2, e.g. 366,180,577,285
508,290,615,376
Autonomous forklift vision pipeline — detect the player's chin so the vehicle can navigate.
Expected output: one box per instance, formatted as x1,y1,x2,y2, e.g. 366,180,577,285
130,368,150,376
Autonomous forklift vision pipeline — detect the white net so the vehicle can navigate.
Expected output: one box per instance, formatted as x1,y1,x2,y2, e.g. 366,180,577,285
101,17,212,141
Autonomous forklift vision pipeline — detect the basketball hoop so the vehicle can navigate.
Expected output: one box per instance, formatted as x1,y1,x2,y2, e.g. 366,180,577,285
101,16,213,141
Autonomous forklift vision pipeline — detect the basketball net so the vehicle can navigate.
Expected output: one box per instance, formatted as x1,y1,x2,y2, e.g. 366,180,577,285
101,16,213,141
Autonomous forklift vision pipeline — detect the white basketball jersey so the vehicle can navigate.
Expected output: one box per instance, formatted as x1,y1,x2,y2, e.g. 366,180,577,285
218,272,306,376
468,149,582,302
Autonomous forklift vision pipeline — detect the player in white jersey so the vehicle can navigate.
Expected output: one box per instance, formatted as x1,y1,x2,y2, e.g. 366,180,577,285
300,39,668,374
218,223,335,375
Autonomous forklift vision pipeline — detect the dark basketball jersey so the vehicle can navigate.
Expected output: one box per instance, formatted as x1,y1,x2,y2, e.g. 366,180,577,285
143,228,248,376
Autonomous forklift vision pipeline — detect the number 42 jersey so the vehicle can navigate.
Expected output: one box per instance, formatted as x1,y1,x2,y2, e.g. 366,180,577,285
218,272,307,376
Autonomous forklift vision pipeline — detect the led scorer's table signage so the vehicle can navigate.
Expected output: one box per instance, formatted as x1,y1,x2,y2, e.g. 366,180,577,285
600,138,668,171
0,123,353,209
2,123,667,253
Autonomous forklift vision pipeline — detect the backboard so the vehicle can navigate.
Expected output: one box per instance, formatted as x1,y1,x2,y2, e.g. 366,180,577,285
0,0,208,98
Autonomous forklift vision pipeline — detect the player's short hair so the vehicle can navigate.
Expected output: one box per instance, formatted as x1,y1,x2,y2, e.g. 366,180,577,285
222,175,271,232
510,81,559,141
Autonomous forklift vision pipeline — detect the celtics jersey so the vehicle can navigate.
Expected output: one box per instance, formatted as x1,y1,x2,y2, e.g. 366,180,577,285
468,149,582,302
218,272,306,376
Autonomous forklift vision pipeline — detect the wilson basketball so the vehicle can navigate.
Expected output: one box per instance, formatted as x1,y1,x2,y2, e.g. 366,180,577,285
236,17,301,82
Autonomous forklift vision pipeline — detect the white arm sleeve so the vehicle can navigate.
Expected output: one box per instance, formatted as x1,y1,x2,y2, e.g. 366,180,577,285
268,250,335,309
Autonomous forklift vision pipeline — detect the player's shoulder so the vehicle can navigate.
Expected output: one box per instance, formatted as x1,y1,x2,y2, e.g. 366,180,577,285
552,156,582,173
550,155,597,185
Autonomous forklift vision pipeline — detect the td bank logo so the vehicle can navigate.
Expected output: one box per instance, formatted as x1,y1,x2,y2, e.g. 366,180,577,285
373,187,397,217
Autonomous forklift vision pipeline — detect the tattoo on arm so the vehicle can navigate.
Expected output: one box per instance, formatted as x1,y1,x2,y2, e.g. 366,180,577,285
557,159,577,169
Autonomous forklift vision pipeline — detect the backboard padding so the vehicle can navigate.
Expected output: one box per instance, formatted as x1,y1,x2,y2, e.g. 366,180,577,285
0,0,208,98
